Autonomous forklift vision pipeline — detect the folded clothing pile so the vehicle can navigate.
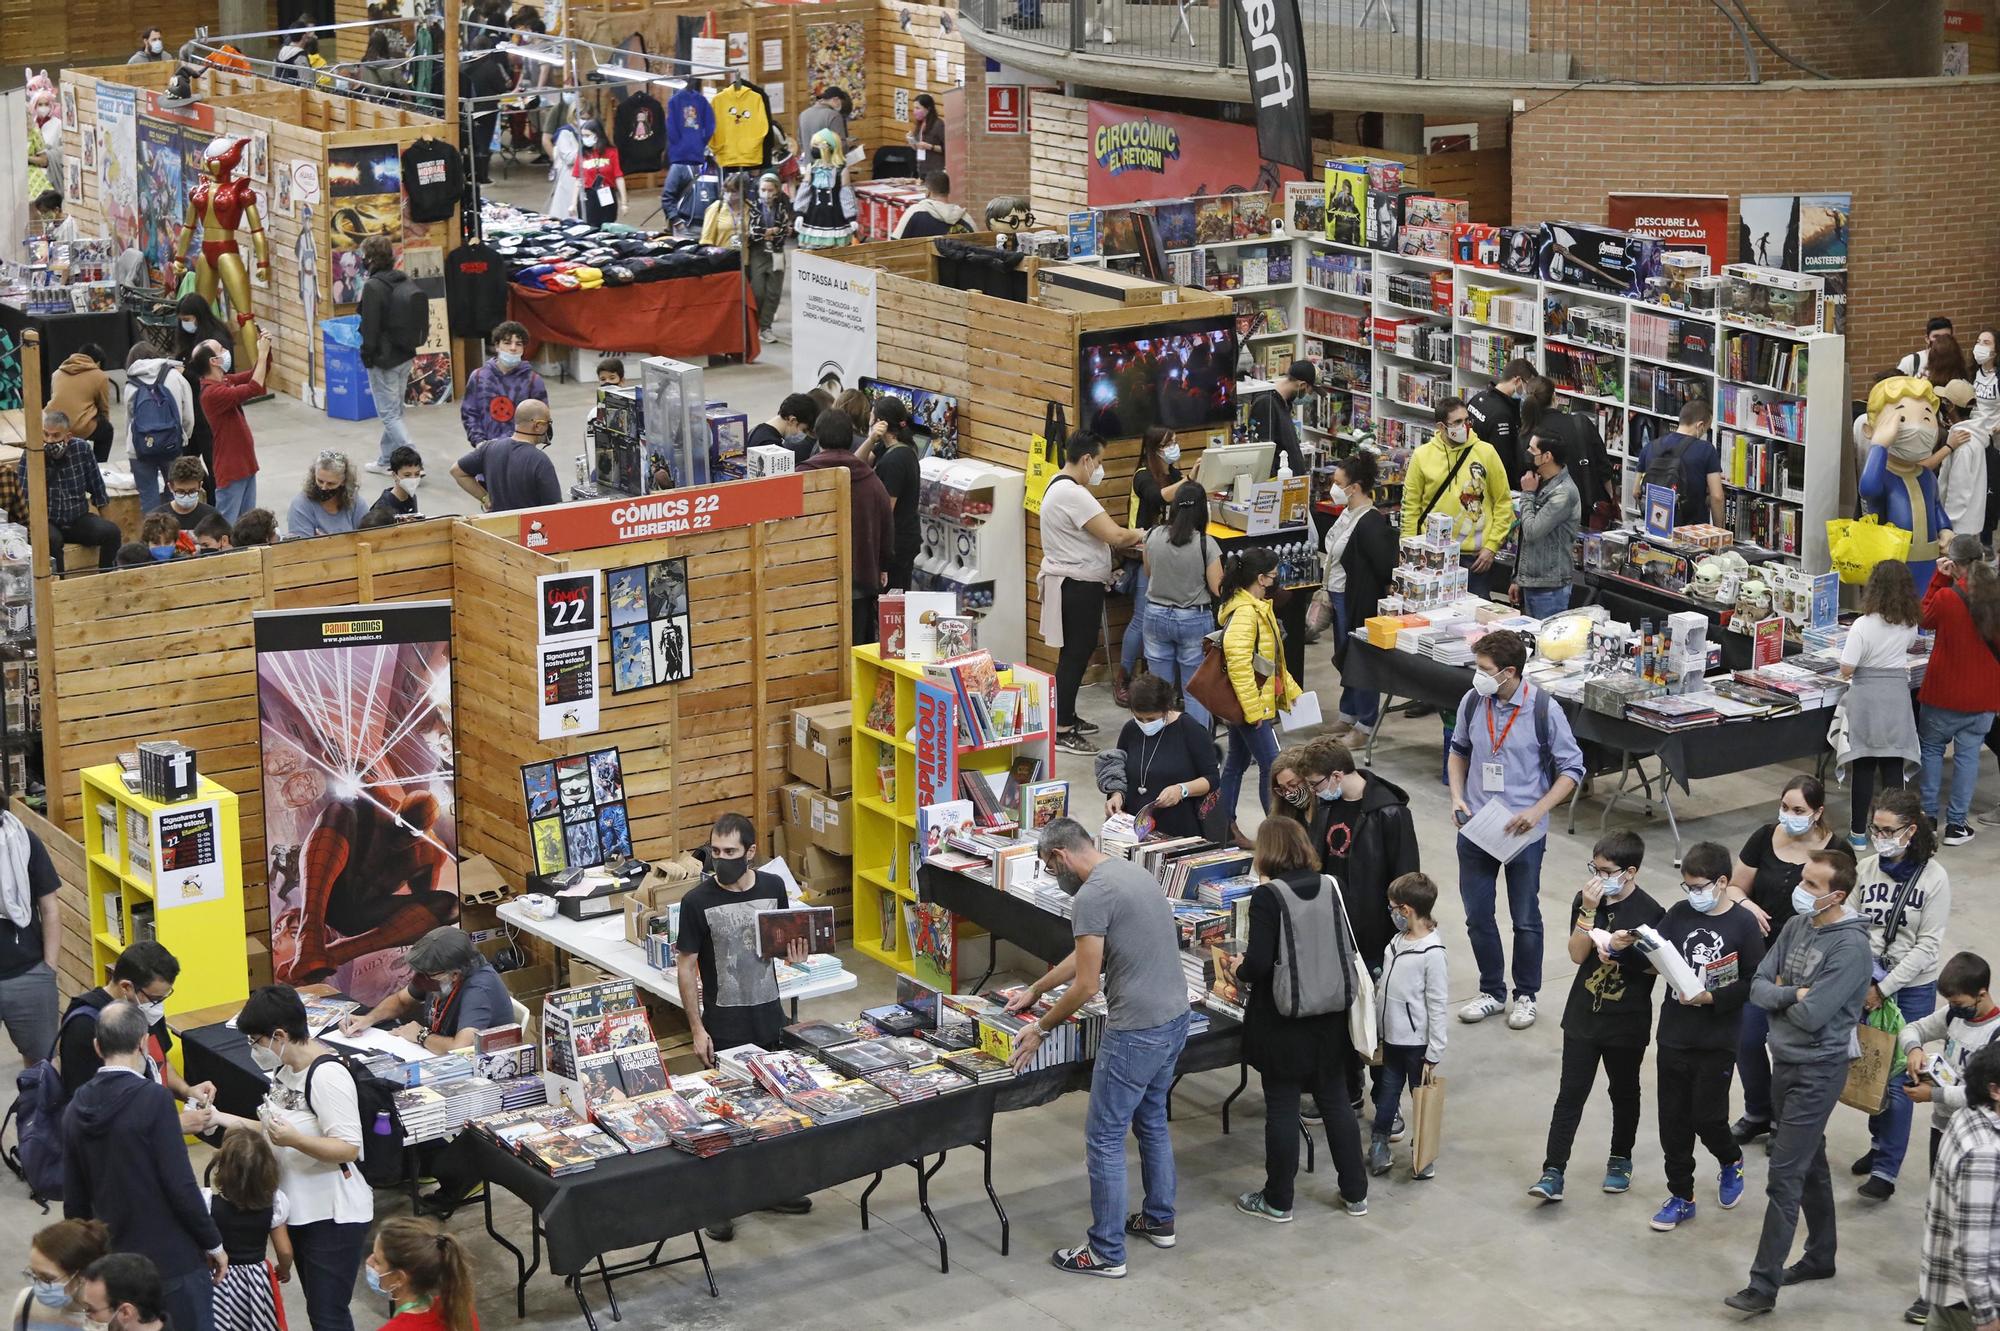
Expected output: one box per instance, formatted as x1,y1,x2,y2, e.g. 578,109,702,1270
483,202,742,290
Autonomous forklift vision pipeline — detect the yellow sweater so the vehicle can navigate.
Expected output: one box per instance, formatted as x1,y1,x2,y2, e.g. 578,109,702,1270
1218,589,1302,724
1400,427,1514,555
700,200,742,249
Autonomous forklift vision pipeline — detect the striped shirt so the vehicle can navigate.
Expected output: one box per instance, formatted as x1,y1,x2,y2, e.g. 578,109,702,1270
1922,1104,2000,1322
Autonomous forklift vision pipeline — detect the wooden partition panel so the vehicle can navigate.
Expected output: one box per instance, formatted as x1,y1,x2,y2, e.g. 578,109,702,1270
19,805,92,997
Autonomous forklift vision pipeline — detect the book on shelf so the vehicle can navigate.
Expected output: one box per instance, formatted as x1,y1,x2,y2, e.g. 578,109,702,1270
1723,330,1809,393
917,799,975,860
1019,780,1068,830
864,672,896,733
898,592,960,663
957,768,1015,829
754,905,838,959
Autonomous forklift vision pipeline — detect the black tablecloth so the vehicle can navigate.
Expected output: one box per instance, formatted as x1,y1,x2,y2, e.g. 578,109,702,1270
1579,570,1798,673
919,865,1076,966
467,1084,1000,1276
180,1019,271,1119
0,304,136,397
1337,638,1476,713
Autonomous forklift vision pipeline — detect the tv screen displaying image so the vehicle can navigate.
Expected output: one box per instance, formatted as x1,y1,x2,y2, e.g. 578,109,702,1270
860,377,960,459
1079,317,1238,440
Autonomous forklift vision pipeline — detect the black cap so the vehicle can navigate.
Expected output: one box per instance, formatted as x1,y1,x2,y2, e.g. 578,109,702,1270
1284,360,1317,387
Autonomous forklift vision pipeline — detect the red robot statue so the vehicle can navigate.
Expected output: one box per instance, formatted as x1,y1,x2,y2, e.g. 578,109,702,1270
170,135,270,371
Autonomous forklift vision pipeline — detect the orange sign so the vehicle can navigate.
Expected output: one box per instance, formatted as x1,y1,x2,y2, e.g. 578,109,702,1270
519,474,807,553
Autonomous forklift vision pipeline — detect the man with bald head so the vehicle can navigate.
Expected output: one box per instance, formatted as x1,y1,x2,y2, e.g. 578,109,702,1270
452,397,562,513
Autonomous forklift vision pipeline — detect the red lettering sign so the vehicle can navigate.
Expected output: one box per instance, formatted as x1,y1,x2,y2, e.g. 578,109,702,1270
986,85,1022,135
518,474,807,553
1946,9,1984,33
1606,192,1730,273
913,680,957,806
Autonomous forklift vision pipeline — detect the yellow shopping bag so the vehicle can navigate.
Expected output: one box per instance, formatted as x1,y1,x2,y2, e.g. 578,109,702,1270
1024,401,1066,516
1827,514,1912,585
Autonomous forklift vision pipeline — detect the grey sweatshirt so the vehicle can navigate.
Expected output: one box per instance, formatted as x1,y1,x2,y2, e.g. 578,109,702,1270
1899,1006,2000,1131
1853,855,1951,997
1751,910,1874,1065
1377,932,1448,1063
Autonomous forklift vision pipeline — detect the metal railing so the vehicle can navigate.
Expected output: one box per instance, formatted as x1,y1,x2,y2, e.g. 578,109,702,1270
963,0,1567,83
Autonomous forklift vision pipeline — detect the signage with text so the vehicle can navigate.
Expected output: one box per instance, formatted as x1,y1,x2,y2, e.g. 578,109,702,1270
519,474,806,553
914,680,958,808
1607,192,1729,272
986,84,1022,134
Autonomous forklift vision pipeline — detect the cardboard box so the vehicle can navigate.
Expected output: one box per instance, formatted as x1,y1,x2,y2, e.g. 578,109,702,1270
1032,262,1173,312
797,845,853,902
566,959,613,989
501,962,555,999
789,703,852,794
781,781,853,856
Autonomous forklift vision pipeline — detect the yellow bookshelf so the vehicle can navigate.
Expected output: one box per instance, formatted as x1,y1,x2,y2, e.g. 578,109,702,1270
850,644,1053,988
81,765,249,1023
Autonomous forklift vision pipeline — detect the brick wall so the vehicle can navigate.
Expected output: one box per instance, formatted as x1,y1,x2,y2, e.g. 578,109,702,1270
1529,0,1945,81
1510,79,2000,383
955,60,1050,213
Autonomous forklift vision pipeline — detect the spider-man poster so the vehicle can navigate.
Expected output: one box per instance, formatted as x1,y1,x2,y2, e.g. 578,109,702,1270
253,602,459,1005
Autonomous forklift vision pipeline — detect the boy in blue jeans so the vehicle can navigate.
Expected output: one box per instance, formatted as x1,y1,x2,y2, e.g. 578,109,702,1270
1372,872,1448,1178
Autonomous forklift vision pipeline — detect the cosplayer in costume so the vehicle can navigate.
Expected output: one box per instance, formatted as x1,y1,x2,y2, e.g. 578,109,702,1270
1858,374,1945,588
170,135,271,371
793,128,856,249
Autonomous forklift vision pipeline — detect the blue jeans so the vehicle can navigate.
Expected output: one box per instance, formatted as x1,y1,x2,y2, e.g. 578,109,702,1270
288,1218,369,1331
1331,591,1380,728
366,360,412,465
1457,831,1546,1002
661,162,700,228
1737,998,1774,1124
1865,982,1938,1181
131,451,176,512
1144,603,1212,727
215,475,257,524
1461,551,1496,597
1919,704,1993,828
158,1266,215,1331
1221,718,1280,820
1084,1011,1190,1264
1521,585,1572,619
1373,1042,1426,1137
1120,565,1149,673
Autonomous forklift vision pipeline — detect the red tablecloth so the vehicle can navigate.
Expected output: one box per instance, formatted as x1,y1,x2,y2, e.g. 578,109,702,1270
507,270,761,362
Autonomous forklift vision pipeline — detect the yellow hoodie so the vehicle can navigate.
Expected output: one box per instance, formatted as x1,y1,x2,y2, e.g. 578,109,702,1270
1218,589,1302,725
1400,426,1514,555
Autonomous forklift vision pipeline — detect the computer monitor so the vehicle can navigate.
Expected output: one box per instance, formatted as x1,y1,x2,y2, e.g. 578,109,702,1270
1193,441,1276,498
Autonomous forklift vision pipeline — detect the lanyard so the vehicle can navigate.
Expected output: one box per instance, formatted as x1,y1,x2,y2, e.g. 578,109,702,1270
428,974,464,1034
1486,686,1527,752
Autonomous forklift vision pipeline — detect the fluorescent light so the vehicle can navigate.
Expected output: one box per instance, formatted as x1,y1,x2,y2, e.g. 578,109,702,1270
510,45,565,66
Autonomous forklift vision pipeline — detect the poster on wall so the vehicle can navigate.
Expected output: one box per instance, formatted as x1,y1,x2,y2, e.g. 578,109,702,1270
253,602,459,1005
521,748,633,875
1607,192,1728,272
136,117,184,277
806,22,867,119
789,253,877,394
327,145,403,307
1737,194,1800,270
401,246,453,404
538,571,601,642
152,802,226,909
1085,100,1305,207
538,641,601,739
606,557,693,693
1738,192,1849,332
95,86,140,256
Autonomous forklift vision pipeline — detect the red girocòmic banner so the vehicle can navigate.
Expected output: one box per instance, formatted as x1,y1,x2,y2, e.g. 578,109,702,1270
519,473,807,553
1606,192,1730,272
1086,100,1304,207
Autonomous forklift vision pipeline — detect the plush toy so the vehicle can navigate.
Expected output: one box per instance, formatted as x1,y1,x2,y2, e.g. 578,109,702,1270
1858,375,1944,588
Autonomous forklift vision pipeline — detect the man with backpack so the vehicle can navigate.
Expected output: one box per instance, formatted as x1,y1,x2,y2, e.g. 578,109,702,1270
0,807,61,1069
62,1002,226,1331
121,346,191,513
357,235,427,476
1632,398,1723,528
1448,630,1585,1032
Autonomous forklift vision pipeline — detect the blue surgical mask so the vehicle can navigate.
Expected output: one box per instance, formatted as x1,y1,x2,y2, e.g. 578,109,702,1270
1685,885,1718,912
496,350,523,370
1134,717,1166,737
1778,811,1814,836
1161,443,1181,465
217,349,233,373
1792,883,1827,917
31,1279,70,1309
1317,785,1339,803
364,1264,390,1297
1597,871,1626,900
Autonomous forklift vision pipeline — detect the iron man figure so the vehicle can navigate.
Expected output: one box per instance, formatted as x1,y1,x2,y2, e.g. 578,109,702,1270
169,135,270,369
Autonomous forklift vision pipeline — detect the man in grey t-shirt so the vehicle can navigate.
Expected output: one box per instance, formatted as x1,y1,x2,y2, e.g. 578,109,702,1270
1009,818,1191,1279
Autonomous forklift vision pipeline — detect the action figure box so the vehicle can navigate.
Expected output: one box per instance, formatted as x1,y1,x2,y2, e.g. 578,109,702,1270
1498,226,1539,276
1366,188,1429,251
1535,221,1663,297
1282,180,1324,236
1194,195,1238,244
1232,191,1272,240
1453,222,1500,269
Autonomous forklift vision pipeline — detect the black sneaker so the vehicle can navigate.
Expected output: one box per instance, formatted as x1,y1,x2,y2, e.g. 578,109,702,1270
1850,1151,1876,1176
705,1219,736,1242
1905,1297,1930,1325
1731,1116,1771,1144
1857,1175,1895,1201
1072,716,1101,735
1780,1261,1836,1285
1945,823,1976,847
1055,729,1097,755
1124,1213,1175,1248
1723,1287,1776,1315
763,1197,813,1215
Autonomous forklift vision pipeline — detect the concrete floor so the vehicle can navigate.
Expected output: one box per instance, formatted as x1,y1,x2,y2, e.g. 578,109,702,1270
11,170,1981,1328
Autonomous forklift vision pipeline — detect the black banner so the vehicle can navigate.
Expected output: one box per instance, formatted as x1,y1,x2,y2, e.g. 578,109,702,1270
1234,0,1313,172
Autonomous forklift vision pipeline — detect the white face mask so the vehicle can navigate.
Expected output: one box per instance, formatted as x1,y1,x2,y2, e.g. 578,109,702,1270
1446,423,1469,445
1088,464,1105,488
1978,343,1995,367
169,491,200,512
217,350,233,373
1161,443,1181,465
396,473,422,495
1470,669,1501,697
249,1037,283,1074
149,38,164,53
580,132,598,147
139,999,166,1027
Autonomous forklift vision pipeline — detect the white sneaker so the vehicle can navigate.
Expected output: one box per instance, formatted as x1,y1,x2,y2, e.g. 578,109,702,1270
363,459,391,474
1100,25,1118,42
1507,997,1538,1030
1458,994,1504,1024
1084,17,1097,36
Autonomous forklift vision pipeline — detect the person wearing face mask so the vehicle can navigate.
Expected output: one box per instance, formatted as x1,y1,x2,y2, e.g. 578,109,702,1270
1266,746,1321,833
571,117,626,225
206,986,370,1331
366,446,426,522
1511,430,1581,620
857,396,921,591
121,345,192,514
1142,485,1222,726
160,457,219,533
1631,396,1723,529
18,1218,108,1330
129,27,169,62
77,1254,173,1331
57,941,213,1125
904,93,946,171
284,450,362,540
1919,533,2000,845
1646,841,1766,1233
336,926,513,1055
1726,852,1873,1316
1849,789,1953,1201
1099,674,1216,840
1449,630,1584,1032
362,1217,478,1331
1832,559,1923,847
1116,426,1190,703
1370,872,1448,1178
1249,361,1314,479
451,398,561,514
748,393,820,466
1007,817,1189,1274
191,336,271,524
799,409,896,642
1527,831,1664,1205
1304,737,1417,980
61,1003,227,1331
1725,776,1840,1145
1324,451,1394,743
1215,548,1304,845
1401,396,1512,598
458,321,547,448
747,173,794,343
1038,431,1145,754
1464,356,1535,482
700,172,747,249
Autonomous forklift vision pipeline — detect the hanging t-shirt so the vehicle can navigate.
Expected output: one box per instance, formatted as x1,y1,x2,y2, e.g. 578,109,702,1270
664,85,715,166
710,83,770,168
400,138,463,224
613,92,667,173
444,243,508,338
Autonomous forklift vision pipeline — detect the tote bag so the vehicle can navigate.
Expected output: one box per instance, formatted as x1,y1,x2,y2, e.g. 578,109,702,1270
1024,401,1066,515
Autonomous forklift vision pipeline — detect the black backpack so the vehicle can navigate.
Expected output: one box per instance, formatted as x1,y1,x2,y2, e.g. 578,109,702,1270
1642,433,1693,521
303,1052,405,1189
386,280,430,357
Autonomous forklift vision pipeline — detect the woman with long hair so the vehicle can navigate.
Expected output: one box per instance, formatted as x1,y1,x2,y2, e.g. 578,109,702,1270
1119,426,1190,703
1725,774,1840,1143
1925,333,1971,391
285,449,363,539
1972,327,1999,433
366,1217,478,1331
1918,534,2000,843
861,395,920,590
1140,483,1221,724
1838,559,1923,843
1216,546,1302,843
905,92,945,172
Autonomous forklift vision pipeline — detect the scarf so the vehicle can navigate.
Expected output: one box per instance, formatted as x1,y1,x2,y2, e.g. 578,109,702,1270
0,812,32,928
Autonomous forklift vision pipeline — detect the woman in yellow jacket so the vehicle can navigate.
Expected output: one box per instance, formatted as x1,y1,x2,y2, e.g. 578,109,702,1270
1217,547,1303,843
1400,397,1514,597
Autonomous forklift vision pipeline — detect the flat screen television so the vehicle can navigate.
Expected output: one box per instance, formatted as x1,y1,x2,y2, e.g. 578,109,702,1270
1078,316,1238,440
860,377,960,459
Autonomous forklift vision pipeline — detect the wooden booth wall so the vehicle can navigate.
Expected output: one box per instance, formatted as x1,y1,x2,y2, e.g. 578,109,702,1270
454,470,852,884
43,520,458,973
6,0,241,70
22,804,93,999
831,234,1230,676
60,64,453,405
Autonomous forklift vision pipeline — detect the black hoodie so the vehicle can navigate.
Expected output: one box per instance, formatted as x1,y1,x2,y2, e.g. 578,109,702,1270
62,1068,221,1277
1318,770,1419,974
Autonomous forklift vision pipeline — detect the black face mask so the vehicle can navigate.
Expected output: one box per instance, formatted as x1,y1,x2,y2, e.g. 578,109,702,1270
710,853,748,886
1051,862,1084,896
313,485,344,503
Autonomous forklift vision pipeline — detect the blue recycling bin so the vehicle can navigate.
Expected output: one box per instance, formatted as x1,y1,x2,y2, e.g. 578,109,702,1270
320,316,377,421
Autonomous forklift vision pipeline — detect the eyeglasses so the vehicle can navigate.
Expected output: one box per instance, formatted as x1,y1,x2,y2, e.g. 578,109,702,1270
1585,862,1621,876
1870,822,1908,837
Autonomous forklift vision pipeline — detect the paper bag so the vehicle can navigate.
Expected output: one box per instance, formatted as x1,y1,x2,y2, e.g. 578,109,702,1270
1409,1067,1445,1174
1840,1021,1897,1114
